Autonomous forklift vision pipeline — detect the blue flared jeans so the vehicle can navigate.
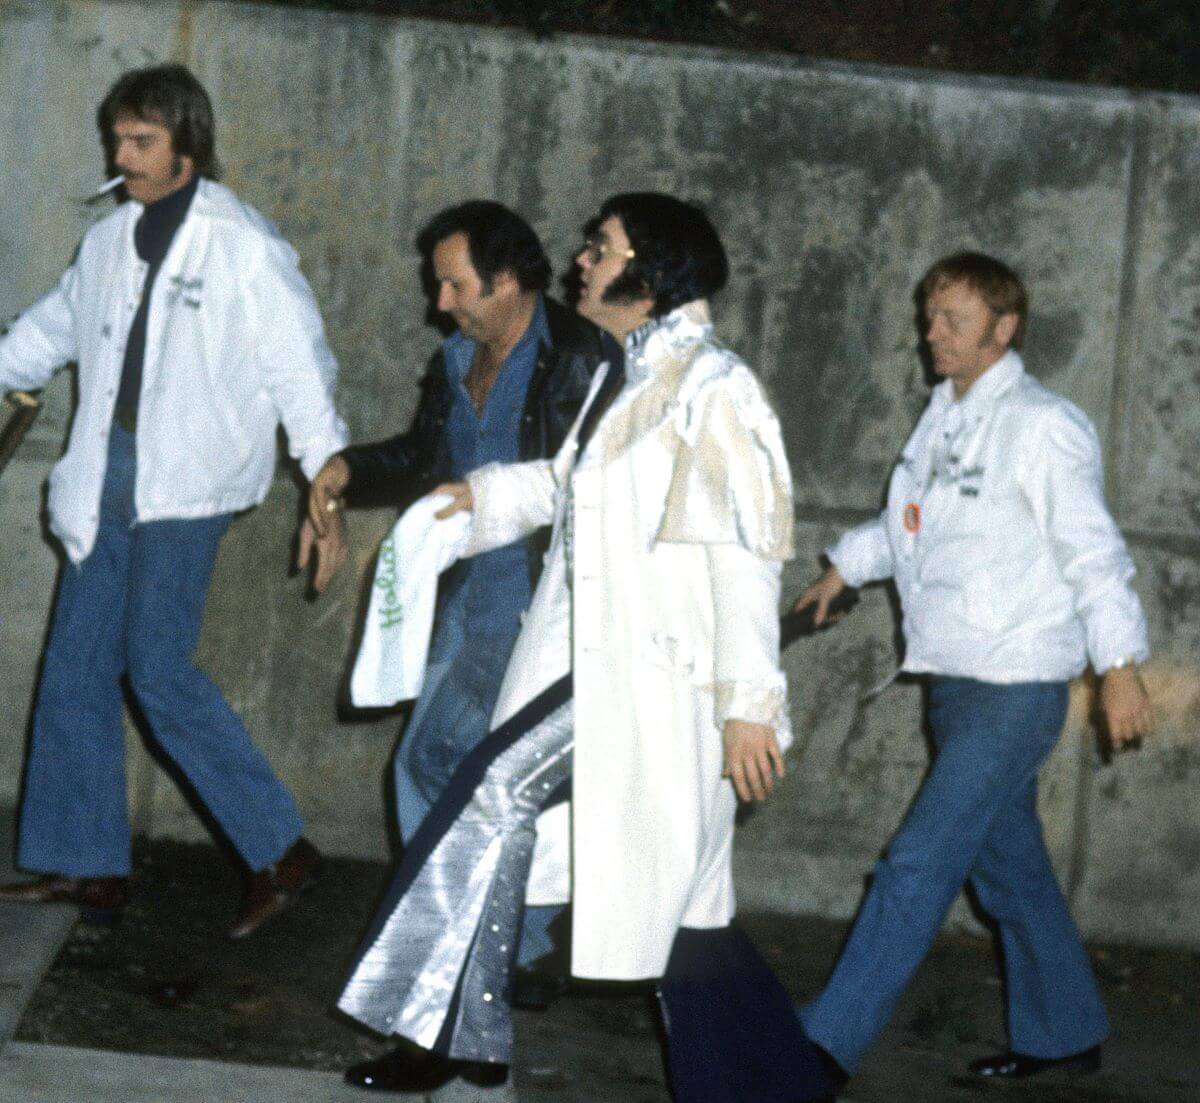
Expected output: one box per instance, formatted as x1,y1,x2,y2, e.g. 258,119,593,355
17,424,303,877
801,676,1108,1073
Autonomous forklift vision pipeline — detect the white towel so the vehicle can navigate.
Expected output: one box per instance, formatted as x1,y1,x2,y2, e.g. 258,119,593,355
350,493,471,708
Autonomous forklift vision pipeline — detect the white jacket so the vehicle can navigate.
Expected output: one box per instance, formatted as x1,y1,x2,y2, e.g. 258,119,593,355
0,179,347,563
465,302,795,979
829,350,1148,682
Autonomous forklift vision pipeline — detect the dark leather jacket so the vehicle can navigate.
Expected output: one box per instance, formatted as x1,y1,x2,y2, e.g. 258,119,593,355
340,296,616,588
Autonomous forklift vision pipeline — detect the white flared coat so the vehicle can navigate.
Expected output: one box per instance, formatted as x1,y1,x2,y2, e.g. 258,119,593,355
463,302,794,980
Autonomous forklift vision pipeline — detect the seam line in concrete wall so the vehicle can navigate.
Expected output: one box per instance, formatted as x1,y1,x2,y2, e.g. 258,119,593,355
1064,737,1096,908
1104,98,1154,515
173,0,200,66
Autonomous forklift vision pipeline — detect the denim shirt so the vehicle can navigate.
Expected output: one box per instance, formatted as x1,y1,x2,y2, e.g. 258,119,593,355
433,296,548,646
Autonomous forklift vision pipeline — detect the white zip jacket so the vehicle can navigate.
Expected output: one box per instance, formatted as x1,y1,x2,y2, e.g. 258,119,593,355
828,350,1148,683
0,178,347,563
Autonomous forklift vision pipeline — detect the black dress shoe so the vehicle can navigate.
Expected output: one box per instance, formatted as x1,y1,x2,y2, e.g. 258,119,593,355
344,1041,507,1093
968,1044,1101,1079
511,967,570,1011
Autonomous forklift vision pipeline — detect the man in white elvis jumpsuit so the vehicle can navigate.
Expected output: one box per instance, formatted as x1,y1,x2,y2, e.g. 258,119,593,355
0,65,347,938
794,252,1153,1091
336,193,839,1102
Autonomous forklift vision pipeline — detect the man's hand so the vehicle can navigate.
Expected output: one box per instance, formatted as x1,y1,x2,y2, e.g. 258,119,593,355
793,564,846,627
722,719,785,803
296,513,348,594
307,454,351,537
433,481,474,518
1100,665,1153,749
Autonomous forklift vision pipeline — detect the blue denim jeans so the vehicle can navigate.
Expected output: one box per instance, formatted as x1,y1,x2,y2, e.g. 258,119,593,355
17,424,303,877
801,676,1108,1073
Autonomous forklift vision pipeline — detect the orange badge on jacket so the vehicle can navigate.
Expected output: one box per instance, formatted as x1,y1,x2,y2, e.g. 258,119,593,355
903,502,921,533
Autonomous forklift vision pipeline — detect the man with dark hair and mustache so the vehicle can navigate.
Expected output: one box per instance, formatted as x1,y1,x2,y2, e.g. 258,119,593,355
0,64,347,939
300,200,613,996
335,192,837,1102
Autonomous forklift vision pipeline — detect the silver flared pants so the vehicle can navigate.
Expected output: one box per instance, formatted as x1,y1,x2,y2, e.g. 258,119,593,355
338,696,573,1064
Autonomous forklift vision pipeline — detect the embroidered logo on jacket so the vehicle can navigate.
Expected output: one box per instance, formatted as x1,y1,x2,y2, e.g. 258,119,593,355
166,274,204,310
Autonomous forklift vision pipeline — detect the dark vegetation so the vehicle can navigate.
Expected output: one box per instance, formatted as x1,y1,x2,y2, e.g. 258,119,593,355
250,0,1200,95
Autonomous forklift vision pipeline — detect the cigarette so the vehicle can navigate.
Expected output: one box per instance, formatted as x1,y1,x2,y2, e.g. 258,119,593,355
84,175,125,203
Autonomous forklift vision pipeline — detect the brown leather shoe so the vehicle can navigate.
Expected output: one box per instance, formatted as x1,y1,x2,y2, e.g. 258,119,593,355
228,836,322,940
0,874,128,925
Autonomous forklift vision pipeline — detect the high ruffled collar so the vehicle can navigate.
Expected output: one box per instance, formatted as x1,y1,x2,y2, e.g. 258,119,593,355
624,300,713,385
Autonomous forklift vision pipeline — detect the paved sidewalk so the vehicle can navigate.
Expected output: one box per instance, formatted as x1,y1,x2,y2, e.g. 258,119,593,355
0,1043,424,1103
0,808,529,1102
1,808,398,1102
0,811,76,1049
3,805,1198,1102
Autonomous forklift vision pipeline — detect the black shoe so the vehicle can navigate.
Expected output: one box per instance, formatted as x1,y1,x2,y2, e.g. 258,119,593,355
344,1041,507,1093
511,967,570,1012
968,1045,1101,1080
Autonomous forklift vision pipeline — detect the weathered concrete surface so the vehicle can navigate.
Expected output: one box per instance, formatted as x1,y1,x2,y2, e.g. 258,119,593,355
0,1044,414,1102
0,1,1198,947
0,808,76,1048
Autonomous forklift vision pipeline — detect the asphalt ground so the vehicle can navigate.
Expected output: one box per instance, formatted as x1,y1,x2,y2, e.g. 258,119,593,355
3,818,1198,1101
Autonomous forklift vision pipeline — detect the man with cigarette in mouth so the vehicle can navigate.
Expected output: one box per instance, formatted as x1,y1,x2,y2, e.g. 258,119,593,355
0,64,346,938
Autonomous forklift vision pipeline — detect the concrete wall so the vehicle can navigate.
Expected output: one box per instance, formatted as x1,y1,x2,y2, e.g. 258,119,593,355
1,0,1198,947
